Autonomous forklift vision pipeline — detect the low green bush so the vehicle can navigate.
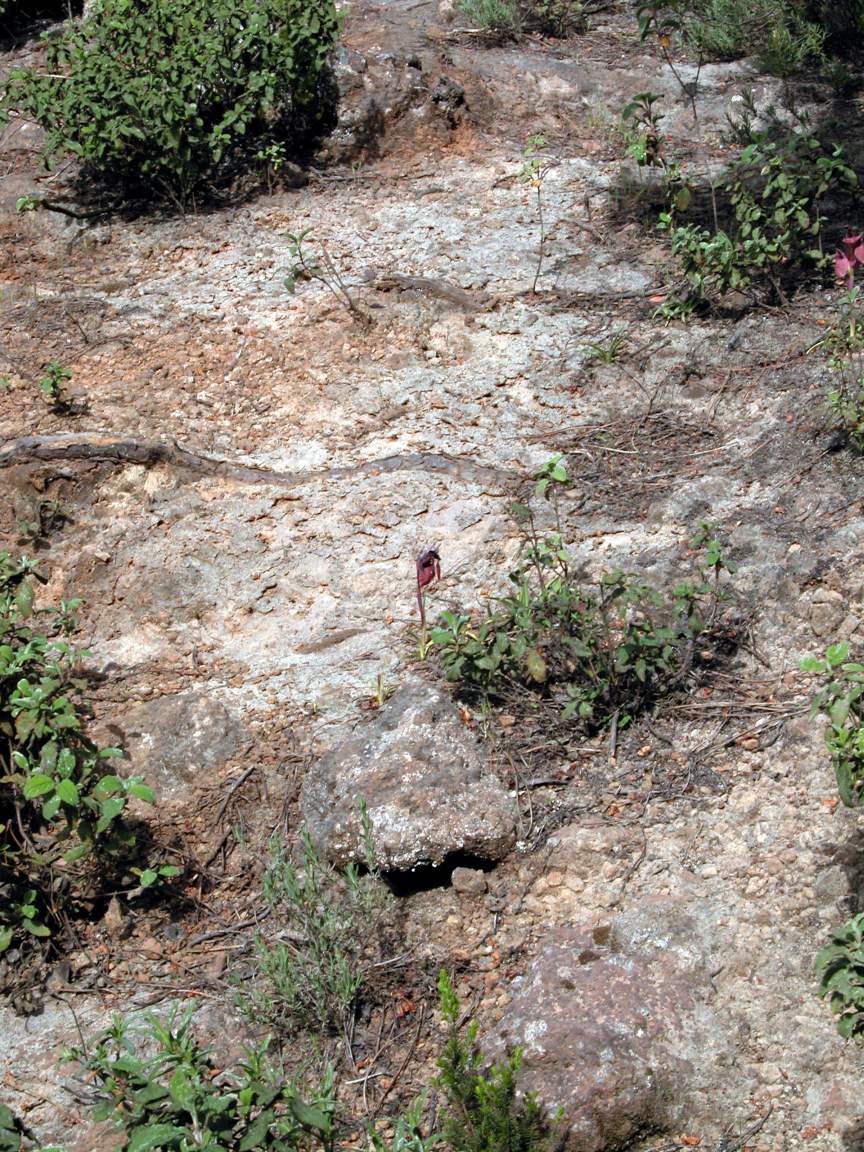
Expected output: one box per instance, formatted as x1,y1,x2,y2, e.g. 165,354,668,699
431,462,738,729
637,0,861,68
64,1006,337,1152
457,0,521,39
236,818,389,1037
659,131,856,315
1,0,339,207
0,553,167,957
683,0,826,71
816,914,864,1041
805,0,864,43
60,974,555,1152
437,970,560,1152
457,0,586,39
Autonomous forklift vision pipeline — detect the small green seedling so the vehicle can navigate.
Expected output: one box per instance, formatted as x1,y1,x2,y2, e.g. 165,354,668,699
517,135,553,294
38,360,72,411
285,230,370,325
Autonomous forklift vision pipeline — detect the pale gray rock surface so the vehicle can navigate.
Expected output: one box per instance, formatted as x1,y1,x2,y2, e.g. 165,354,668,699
301,681,517,870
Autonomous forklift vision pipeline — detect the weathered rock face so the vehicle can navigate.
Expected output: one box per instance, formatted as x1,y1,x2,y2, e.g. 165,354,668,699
491,914,732,1152
117,692,244,798
300,681,517,870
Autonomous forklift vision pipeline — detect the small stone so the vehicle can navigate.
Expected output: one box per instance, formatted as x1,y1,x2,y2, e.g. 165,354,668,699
814,865,848,902
207,952,227,979
809,590,846,637
452,867,488,895
103,895,131,939
140,936,161,959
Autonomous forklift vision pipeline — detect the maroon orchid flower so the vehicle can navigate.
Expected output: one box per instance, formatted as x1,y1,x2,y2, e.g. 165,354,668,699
835,234,864,287
416,548,441,629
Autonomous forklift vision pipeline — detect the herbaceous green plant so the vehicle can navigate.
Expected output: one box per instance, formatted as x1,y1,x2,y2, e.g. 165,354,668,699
284,231,370,326
237,811,388,1036
431,461,738,729
517,135,552,295
64,1005,337,1152
621,92,666,171
659,131,856,314
0,553,166,955
457,0,520,39
437,971,558,1152
801,642,864,808
38,360,71,412
814,285,864,452
635,0,829,75
816,914,864,1041
1,0,340,208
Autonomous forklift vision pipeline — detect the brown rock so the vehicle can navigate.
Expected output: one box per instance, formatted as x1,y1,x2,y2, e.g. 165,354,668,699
452,866,488,895
490,910,731,1151
301,682,517,870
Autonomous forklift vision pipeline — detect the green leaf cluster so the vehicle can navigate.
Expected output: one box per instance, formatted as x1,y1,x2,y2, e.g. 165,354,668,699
1,0,339,207
801,641,864,807
64,1006,336,1152
0,553,158,954
816,914,864,1041
659,130,856,313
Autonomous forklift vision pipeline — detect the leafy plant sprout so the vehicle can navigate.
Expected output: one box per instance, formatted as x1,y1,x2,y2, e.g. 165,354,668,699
284,230,371,326
39,359,72,411
517,134,553,294
580,329,629,365
801,641,864,808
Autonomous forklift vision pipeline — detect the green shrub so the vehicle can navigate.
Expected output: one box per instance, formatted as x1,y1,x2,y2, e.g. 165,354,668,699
683,0,826,70
0,554,163,956
237,819,388,1036
437,971,559,1152
64,1005,337,1152
519,0,585,35
755,11,826,75
60,977,553,1152
1,0,339,207
802,642,864,808
659,131,856,314
431,463,738,729
816,914,864,1041
457,0,520,38
805,0,864,43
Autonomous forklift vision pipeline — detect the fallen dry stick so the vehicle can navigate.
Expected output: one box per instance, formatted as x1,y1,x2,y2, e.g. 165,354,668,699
0,433,519,491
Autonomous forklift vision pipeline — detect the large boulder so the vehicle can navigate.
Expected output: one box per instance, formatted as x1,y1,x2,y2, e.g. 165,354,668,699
491,910,734,1151
301,681,517,871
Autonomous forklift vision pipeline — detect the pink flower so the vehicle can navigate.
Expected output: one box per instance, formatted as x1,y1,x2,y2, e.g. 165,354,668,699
836,250,854,286
836,233,864,286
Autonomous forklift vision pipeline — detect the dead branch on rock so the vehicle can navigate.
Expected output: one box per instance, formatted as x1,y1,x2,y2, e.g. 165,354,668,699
370,272,490,311
0,434,519,492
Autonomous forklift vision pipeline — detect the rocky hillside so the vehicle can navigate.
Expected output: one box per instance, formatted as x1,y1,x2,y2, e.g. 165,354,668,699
1,2,864,1150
